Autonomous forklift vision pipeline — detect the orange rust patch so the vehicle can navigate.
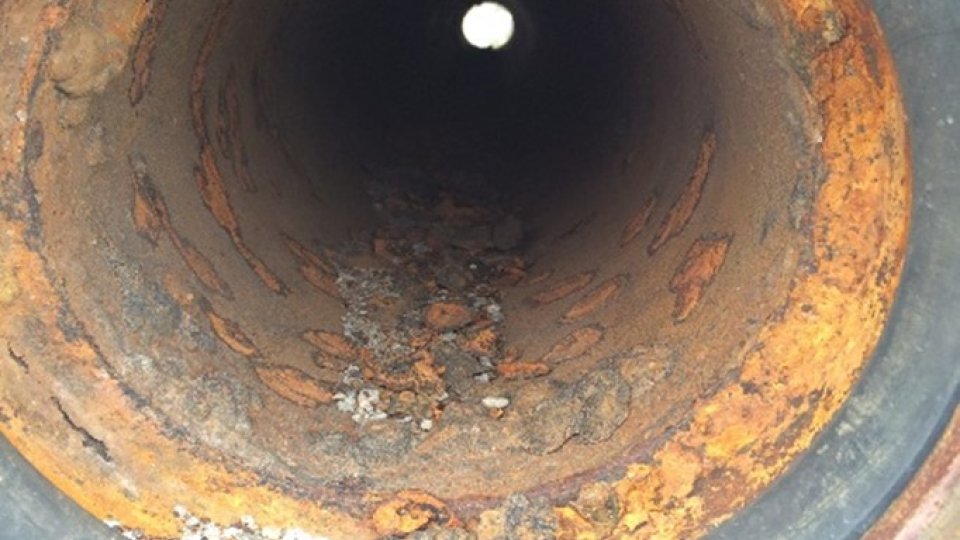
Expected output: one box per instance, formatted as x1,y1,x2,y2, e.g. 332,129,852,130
613,442,705,536
425,302,474,331
302,330,356,360
361,350,446,393
300,264,342,299
463,327,499,357
648,132,716,255
255,365,334,407
525,269,555,286
196,152,239,229
670,235,733,322
529,271,596,307
128,0,168,105
132,188,163,245
282,234,338,276
496,361,552,380
541,326,604,365
284,234,341,299
555,507,602,540
562,275,628,323
620,195,657,247
372,490,457,536
202,302,261,358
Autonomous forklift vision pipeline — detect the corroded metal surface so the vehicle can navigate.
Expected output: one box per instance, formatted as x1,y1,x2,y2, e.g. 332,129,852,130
0,0,911,538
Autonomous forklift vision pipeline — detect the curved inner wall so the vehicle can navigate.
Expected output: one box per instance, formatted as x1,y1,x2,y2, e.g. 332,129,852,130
0,0,910,538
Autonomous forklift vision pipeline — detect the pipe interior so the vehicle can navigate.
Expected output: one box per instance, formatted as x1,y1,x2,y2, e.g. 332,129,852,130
22,0,822,517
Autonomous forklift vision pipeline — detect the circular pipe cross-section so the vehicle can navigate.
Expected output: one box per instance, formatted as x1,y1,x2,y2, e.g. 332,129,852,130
0,0,912,538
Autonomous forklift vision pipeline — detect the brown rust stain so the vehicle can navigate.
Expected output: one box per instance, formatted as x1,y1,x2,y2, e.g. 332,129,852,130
255,365,334,408
130,157,233,298
648,132,716,255
620,195,657,247
127,0,168,105
562,275,628,323
541,326,605,365
215,67,256,192
529,271,596,307
670,235,733,322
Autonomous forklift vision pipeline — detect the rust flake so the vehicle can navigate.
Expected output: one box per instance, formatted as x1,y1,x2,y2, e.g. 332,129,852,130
463,327,499,357
496,361,552,380
525,269,554,287
128,0,168,105
562,274,628,323
199,300,261,359
190,0,286,295
670,234,733,322
648,132,717,255
194,164,289,296
620,195,657,247
528,271,596,307
255,365,334,408
130,157,233,298
541,326,605,365
302,330,356,360
284,234,341,299
190,0,234,140
215,67,256,192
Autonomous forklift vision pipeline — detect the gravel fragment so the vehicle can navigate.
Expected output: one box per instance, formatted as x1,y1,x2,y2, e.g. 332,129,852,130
482,396,510,409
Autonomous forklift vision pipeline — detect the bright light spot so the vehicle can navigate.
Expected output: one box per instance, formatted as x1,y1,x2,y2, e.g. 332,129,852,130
461,2,515,50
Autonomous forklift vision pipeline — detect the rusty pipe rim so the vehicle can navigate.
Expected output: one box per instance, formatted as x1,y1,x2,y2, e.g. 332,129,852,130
0,0,910,538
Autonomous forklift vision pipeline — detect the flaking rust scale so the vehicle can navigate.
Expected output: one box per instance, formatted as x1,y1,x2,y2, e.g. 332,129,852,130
670,234,734,322
649,132,717,255
528,270,597,306
255,365,334,408
563,274,629,323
